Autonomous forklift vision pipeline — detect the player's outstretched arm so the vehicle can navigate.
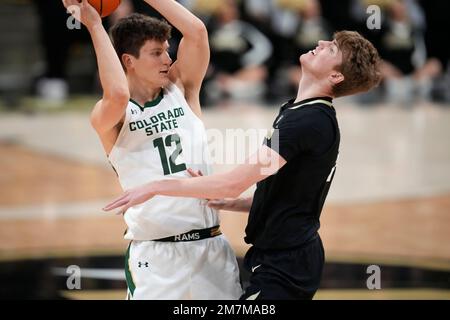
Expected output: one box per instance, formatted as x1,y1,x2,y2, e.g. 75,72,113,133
142,0,209,116
103,145,286,214
186,169,253,212
207,198,254,212
63,0,129,134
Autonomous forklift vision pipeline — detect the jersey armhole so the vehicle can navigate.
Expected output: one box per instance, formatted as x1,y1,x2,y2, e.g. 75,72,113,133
108,104,130,162
169,82,205,126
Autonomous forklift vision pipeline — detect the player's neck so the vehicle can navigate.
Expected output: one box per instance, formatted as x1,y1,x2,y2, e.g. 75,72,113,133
295,74,333,103
128,75,163,105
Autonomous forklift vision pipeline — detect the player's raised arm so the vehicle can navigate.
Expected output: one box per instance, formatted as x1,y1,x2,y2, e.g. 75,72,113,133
142,0,209,115
63,0,129,134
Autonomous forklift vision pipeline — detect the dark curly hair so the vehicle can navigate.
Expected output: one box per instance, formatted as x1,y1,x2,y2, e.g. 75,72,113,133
110,13,172,68
332,31,381,97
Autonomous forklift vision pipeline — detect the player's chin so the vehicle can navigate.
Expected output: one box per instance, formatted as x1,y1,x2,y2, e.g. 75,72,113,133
159,74,170,86
299,53,310,65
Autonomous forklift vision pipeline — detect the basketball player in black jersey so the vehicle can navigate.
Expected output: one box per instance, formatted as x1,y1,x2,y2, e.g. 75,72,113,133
104,31,382,300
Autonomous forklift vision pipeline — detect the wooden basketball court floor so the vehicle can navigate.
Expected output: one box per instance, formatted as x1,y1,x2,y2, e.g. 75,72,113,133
0,99,449,299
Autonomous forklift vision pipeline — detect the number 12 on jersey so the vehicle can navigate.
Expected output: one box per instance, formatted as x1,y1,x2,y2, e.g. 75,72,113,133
153,133,187,175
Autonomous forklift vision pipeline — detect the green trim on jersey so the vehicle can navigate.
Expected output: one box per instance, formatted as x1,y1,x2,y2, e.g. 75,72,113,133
129,90,164,111
129,99,142,110
125,242,136,297
289,99,333,110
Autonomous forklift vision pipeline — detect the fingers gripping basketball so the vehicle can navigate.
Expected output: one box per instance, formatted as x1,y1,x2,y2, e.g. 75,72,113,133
88,0,121,17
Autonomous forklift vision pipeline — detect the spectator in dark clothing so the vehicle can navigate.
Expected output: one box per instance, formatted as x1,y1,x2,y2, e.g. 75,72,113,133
204,0,272,103
285,0,333,97
378,0,442,103
418,0,450,102
34,0,95,102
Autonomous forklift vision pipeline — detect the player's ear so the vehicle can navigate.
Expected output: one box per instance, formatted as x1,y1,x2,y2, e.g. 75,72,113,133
122,54,133,70
329,71,344,85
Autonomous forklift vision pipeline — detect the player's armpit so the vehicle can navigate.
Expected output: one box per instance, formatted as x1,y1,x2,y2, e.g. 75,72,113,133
90,97,128,134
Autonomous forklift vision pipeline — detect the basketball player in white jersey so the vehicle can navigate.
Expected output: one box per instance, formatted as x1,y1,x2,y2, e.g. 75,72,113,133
62,0,242,299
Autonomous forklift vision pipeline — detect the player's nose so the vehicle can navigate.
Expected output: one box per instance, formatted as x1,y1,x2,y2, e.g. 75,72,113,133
164,53,172,65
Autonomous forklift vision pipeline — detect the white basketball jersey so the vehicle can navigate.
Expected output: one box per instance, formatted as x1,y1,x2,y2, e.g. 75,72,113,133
108,83,219,240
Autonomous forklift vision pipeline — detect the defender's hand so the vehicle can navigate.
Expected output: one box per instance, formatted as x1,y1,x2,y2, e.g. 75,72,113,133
186,168,203,178
206,199,236,210
103,184,156,215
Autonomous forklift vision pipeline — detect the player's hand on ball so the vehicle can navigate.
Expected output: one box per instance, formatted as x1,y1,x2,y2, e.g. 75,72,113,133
62,0,101,30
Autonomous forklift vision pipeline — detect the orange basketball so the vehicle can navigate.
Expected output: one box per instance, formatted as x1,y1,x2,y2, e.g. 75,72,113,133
88,0,121,18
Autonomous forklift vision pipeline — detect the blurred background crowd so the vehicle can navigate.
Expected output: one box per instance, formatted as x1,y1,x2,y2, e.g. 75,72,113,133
0,0,449,108
1,1,449,300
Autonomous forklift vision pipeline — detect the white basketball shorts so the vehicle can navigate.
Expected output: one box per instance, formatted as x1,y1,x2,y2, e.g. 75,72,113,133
125,234,242,300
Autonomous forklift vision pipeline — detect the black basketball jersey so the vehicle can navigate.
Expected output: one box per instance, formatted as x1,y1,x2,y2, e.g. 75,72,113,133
245,97,340,250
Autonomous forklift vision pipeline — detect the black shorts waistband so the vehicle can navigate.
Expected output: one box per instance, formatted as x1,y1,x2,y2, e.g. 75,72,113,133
153,225,222,242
